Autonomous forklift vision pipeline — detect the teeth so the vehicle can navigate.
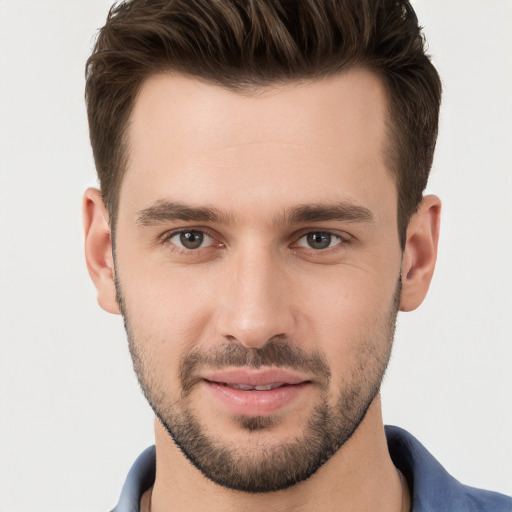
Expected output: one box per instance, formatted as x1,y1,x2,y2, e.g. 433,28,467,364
226,383,283,391
229,383,255,391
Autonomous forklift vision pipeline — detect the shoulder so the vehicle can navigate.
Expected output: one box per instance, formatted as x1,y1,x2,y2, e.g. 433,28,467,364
385,426,512,512
110,446,156,512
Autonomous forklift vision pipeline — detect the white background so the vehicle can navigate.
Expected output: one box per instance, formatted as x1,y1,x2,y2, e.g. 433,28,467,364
0,1,511,510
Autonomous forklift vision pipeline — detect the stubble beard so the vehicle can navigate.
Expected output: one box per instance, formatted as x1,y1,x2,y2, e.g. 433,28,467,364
116,276,401,493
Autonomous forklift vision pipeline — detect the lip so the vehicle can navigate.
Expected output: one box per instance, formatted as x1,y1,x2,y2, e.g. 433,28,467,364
203,368,310,387
201,368,312,416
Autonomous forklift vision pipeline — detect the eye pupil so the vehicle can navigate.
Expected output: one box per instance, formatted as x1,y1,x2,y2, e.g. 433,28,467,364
180,231,204,249
307,232,331,249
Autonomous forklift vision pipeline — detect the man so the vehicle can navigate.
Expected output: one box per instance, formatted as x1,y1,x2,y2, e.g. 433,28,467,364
82,1,511,511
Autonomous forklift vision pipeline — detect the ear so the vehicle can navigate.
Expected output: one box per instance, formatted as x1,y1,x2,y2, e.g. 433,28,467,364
82,188,120,314
400,195,441,312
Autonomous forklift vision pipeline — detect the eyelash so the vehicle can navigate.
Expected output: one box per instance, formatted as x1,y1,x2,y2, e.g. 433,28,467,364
161,228,221,253
160,228,352,254
293,231,348,251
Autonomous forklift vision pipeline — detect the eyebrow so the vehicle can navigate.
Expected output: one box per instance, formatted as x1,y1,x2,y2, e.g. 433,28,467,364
136,200,232,226
285,203,374,224
136,200,374,227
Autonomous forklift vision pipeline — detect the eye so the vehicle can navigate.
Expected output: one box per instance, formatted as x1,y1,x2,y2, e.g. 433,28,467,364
296,231,344,250
167,230,214,250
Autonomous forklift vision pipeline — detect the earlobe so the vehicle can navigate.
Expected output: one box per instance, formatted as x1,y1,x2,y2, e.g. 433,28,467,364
82,188,120,315
400,195,441,312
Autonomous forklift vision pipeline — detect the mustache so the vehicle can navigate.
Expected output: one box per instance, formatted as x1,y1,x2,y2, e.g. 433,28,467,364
179,337,331,395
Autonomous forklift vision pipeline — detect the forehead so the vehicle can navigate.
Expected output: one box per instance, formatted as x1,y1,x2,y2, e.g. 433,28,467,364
120,69,395,223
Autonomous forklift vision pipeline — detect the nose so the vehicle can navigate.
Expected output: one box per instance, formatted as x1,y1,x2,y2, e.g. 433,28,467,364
216,244,296,350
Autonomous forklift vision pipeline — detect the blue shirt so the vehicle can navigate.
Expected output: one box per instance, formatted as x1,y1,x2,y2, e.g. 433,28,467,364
111,426,511,511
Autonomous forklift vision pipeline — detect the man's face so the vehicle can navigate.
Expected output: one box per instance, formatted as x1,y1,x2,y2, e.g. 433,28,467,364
114,69,403,492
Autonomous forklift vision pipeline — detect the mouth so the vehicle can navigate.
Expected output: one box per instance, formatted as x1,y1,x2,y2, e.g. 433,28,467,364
200,368,312,417
211,382,291,391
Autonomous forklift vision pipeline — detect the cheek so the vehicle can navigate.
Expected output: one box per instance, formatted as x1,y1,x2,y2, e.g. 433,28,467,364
118,261,216,387
119,244,213,327
299,263,397,321
296,268,398,362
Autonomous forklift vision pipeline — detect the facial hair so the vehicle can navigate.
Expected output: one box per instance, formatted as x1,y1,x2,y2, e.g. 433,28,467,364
116,276,401,493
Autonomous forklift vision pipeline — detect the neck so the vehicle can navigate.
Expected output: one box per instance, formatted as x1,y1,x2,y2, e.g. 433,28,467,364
149,395,408,512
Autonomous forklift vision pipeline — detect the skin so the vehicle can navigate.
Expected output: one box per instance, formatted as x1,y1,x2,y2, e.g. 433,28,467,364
83,69,440,511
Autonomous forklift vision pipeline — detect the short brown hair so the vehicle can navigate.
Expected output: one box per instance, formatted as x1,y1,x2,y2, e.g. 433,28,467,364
85,0,442,247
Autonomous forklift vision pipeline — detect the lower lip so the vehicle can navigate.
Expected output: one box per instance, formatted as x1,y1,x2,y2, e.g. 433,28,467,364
203,381,310,416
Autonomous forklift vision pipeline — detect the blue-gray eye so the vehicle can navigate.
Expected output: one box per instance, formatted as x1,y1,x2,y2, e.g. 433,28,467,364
170,230,211,249
297,232,343,250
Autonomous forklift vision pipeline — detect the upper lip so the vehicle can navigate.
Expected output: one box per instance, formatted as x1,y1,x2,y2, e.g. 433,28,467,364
202,368,311,387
